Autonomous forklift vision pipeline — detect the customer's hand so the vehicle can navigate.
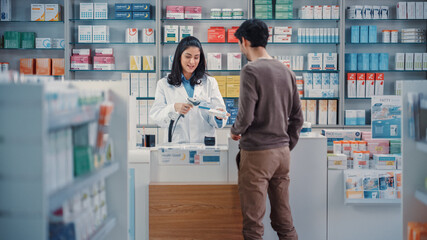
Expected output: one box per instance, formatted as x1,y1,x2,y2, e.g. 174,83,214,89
215,108,231,120
174,103,193,115
231,133,241,141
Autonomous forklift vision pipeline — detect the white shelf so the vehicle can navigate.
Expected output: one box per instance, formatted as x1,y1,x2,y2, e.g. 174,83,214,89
49,162,119,212
49,107,97,132
415,189,427,206
345,199,401,205
416,141,427,153
90,217,117,240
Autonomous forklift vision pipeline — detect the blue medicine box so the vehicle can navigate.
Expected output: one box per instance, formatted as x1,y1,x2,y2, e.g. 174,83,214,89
115,12,132,19
357,53,370,71
345,53,358,71
379,53,389,70
351,26,359,43
370,53,379,70
133,12,150,19
132,3,150,12
225,99,235,108
360,26,369,43
115,3,132,12
369,25,377,43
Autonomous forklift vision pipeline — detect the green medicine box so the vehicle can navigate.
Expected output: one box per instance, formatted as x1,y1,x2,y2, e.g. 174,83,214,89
255,11,273,19
275,11,293,19
254,0,272,4
255,4,273,12
4,31,21,49
21,32,35,49
389,140,401,154
275,4,293,12
74,146,94,177
276,0,293,4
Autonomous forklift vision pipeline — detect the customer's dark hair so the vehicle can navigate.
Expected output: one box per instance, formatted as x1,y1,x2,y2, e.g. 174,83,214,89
167,36,206,87
234,19,269,48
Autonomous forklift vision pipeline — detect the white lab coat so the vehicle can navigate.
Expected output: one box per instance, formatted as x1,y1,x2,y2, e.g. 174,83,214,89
149,75,227,143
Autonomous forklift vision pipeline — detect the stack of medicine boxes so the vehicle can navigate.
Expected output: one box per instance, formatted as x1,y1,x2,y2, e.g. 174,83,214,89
254,0,273,19
275,0,293,19
115,3,151,20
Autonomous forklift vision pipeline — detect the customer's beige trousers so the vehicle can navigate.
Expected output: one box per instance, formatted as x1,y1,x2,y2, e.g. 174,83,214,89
238,146,298,240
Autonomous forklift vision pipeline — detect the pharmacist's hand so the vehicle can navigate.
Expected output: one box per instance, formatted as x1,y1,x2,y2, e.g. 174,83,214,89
231,133,241,141
215,108,231,120
174,103,193,115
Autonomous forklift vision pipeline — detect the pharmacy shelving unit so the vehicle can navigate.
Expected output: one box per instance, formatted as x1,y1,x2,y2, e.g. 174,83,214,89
0,0,65,76
0,81,128,240
64,0,157,80
343,0,427,129
401,81,427,238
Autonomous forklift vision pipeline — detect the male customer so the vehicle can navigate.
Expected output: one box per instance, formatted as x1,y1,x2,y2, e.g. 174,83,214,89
230,19,304,240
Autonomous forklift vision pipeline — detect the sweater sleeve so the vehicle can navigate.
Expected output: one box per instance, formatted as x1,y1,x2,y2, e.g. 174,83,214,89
230,66,258,135
287,72,304,151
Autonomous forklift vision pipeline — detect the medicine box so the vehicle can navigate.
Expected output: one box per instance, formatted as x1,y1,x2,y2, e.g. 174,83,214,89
166,5,184,19
133,12,150,20
45,4,61,21
414,53,423,70
72,49,90,56
133,4,150,12
94,48,113,56
395,53,405,70
130,56,141,70
226,76,240,98
397,2,407,19
115,3,132,12
179,26,193,41
322,73,330,89
52,38,65,49
303,73,313,95
275,4,293,12
31,4,45,21
94,3,108,20
1,0,11,21
115,12,132,19
275,11,293,19
52,58,65,76
126,28,138,43
357,110,366,125
405,53,414,70
318,100,328,125
274,27,293,35
148,73,157,98
306,100,317,125
347,73,357,98
321,129,362,151
357,77,366,98
373,154,397,169
185,6,202,19
416,2,424,19
208,53,222,70
70,55,92,70
328,154,347,169
328,100,337,125
330,73,339,97
358,53,370,71
78,25,92,43
20,58,35,74
92,25,109,43
375,74,384,96
227,53,242,70
332,5,340,19
379,53,389,70
366,73,375,97
323,53,337,70
423,53,427,70
164,25,179,43
93,56,115,70
369,25,377,43
143,56,155,71
323,5,331,19
308,53,322,70
36,58,52,75
143,28,154,43
407,2,415,19
254,11,273,19
345,53,357,71
273,35,292,43
208,27,226,43
360,26,369,43
314,5,323,19
345,110,357,125
313,73,322,89
227,27,239,43
214,76,227,97
36,38,51,48
370,53,379,70
80,3,93,19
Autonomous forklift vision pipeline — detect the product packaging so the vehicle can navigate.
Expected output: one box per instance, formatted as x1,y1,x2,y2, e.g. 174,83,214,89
185,6,202,19
164,25,179,43
179,26,193,41
143,56,155,71
31,4,45,21
405,53,414,70
36,58,52,75
166,5,184,19
365,73,375,97
80,3,94,19
143,28,154,43
126,28,138,43
207,53,222,70
328,100,337,125
20,58,35,74
36,38,51,49
308,53,323,70
94,3,108,19
78,25,93,43
227,53,242,70
347,73,357,98
92,25,109,43
306,100,317,125
130,56,141,70
45,4,61,21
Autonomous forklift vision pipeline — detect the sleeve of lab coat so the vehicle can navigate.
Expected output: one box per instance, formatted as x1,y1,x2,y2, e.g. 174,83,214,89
149,80,177,128
204,77,227,129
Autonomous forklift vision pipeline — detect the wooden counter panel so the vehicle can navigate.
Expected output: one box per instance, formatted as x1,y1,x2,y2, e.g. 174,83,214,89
149,184,243,240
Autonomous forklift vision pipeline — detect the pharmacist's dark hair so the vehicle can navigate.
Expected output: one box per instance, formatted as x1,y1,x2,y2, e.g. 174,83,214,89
168,36,206,87
234,19,269,48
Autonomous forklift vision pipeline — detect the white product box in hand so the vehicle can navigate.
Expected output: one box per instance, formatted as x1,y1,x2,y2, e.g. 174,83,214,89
52,38,65,49
78,25,93,43
139,73,147,97
164,25,179,43
92,25,109,43
306,100,317,125
179,26,193,41
36,38,51,48
274,26,292,35
143,28,154,43
395,53,405,70
328,154,347,169
80,3,94,19
131,73,139,96
130,56,141,70
328,100,337,125
318,100,328,125
308,53,323,70
31,4,45,21
414,53,423,70
330,73,339,97
397,2,407,19
273,35,292,43
227,53,242,70
94,3,108,20
208,53,222,70
148,73,157,98
405,53,414,70
126,28,138,43
143,56,155,71
45,4,61,21
323,53,337,70
357,78,366,98
1,0,11,21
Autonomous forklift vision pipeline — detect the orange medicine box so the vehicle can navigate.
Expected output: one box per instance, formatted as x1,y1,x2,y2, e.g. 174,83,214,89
20,58,35,74
376,73,384,80
36,58,52,75
227,27,239,43
52,58,65,76
356,73,365,80
208,27,226,43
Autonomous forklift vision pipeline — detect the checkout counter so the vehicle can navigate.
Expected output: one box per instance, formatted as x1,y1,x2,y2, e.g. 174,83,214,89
128,133,327,240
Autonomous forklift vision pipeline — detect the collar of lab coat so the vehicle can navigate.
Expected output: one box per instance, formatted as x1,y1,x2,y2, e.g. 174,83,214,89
174,74,207,99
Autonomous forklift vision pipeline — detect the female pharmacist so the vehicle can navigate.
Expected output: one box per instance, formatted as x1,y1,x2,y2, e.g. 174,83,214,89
150,36,229,143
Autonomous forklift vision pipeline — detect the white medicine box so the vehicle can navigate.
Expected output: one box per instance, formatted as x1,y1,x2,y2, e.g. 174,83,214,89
78,25,93,43
31,4,45,21
80,3,94,19
45,4,61,21
92,25,109,43
94,3,108,20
